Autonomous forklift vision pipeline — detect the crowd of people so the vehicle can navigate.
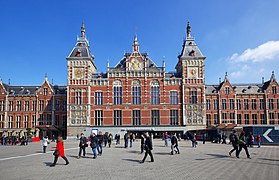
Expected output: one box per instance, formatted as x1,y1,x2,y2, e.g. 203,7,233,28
1,135,30,146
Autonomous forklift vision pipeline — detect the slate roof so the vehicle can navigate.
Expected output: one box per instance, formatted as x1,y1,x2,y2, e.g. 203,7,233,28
205,84,264,95
68,38,93,58
179,37,205,59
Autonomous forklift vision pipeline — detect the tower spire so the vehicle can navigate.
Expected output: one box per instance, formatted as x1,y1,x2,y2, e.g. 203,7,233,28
133,35,139,51
187,21,191,38
81,21,85,38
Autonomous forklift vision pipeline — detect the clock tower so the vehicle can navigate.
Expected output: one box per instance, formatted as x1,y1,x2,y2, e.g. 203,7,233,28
176,22,206,129
66,22,97,136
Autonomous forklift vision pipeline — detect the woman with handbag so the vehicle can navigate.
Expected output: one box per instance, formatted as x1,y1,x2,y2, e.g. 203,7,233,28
50,136,69,167
77,133,87,159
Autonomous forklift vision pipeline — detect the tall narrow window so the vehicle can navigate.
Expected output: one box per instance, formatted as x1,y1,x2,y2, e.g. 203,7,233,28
32,115,36,127
132,110,141,125
43,87,48,96
170,91,178,105
269,113,275,125
260,114,266,124
190,89,197,104
230,113,235,123
39,100,44,111
222,113,227,123
95,110,103,126
244,99,249,110
259,99,264,110
32,100,37,111
206,114,211,126
151,80,160,104
24,101,29,111
0,101,4,111
151,110,160,125
206,99,211,110
75,89,82,105
95,92,103,105
236,99,241,110
113,81,122,105
170,109,178,125
8,116,13,128
55,100,60,110
222,99,227,110
214,114,218,124
9,101,14,111
24,115,29,128
225,87,230,94
16,101,21,111
268,99,274,109
252,114,257,125
16,116,21,128
114,110,122,125
272,86,277,94
63,100,67,111
244,114,249,124
132,80,141,105
237,114,242,124
229,99,234,110
213,100,218,110
277,99,279,109
251,99,256,110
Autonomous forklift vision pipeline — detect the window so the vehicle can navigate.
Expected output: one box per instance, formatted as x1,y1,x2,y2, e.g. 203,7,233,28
206,99,211,110
214,114,218,125
260,114,266,124
75,90,82,105
9,101,13,111
229,99,234,110
16,101,21,111
47,100,52,111
114,110,122,125
132,80,141,105
170,109,178,125
32,101,37,111
62,100,67,111
244,114,249,124
170,91,178,105
272,86,277,94
222,99,226,110
43,88,48,96
277,99,279,109
230,113,235,121
225,87,230,94
151,110,160,125
206,114,211,126
269,113,275,125
55,100,60,110
95,92,103,105
259,99,264,110
236,99,241,110
213,100,218,110
0,101,4,111
113,81,122,105
39,100,44,111
8,116,13,128
55,115,60,126
268,99,274,110
95,110,103,126
237,114,242,124
244,99,249,110
24,101,29,111
251,99,256,110
222,113,227,123
132,110,141,125
16,116,21,128
252,114,257,125
32,115,36,127
24,115,29,128
190,89,197,104
151,80,160,104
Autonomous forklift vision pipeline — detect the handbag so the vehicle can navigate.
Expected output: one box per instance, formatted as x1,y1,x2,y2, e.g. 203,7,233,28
85,143,88,147
53,150,60,156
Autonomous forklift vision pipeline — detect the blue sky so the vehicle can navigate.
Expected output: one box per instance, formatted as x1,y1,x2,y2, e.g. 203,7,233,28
0,0,279,86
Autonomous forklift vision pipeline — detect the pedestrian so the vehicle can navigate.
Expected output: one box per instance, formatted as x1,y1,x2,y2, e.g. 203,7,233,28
129,133,134,148
97,131,103,156
163,132,169,147
171,133,180,155
104,132,108,147
256,134,261,148
77,133,87,159
202,132,206,144
222,133,227,144
236,131,251,159
108,133,113,148
140,132,154,163
90,133,98,159
229,130,239,157
140,134,144,153
124,133,128,148
42,136,50,153
192,133,197,148
50,136,69,167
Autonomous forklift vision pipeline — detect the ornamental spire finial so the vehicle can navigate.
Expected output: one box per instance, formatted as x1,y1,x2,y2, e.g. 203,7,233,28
187,21,191,38
81,21,85,38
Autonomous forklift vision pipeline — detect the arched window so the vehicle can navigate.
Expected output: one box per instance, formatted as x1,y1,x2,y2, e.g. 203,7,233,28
113,80,122,105
151,80,160,104
132,80,141,105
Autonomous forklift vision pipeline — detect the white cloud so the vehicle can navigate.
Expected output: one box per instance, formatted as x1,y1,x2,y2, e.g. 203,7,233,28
230,41,279,62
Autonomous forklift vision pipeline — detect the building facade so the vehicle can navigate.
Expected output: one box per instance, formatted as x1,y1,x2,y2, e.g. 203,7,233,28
0,22,278,139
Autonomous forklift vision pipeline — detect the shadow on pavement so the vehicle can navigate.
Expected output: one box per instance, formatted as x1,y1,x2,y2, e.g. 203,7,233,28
127,150,139,154
206,154,229,159
44,162,53,167
122,158,141,163
154,152,170,155
258,158,279,162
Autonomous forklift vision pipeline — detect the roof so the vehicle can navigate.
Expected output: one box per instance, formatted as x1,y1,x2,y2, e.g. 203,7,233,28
179,37,205,59
68,37,93,59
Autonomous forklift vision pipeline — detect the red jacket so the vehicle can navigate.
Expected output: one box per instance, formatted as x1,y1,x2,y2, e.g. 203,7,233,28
55,141,65,157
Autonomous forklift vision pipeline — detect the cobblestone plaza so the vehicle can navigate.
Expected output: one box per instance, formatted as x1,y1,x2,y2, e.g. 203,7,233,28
0,140,278,180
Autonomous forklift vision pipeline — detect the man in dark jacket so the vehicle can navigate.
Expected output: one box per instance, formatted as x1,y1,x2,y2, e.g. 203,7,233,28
97,131,104,156
78,133,87,158
90,133,98,159
124,133,128,148
171,133,180,155
229,130,239,157
140,134,145,153
140,132,154,163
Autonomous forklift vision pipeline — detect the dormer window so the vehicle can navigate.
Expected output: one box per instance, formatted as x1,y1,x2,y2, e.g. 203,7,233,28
189,50,195,56
76,49,81,57
43,88,48,96
225,87,230,94
78,43,83,46
188,42,192,46
272,86,277,94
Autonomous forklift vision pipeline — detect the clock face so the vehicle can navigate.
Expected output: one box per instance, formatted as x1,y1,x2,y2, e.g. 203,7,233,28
74,68,83,79
131,58,141,70
188,67,198,78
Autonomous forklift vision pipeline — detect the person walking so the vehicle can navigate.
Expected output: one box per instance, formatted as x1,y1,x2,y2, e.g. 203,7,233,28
42,136,50,153
140,132,154,163
104,132,108,147
129,133,134,148
229,130,239,157
77,133,87,159
256,134,261,148
50,136,69,167
163,132,169,147
97,131,103,156
108,133,113,148
140,134,145,153
90,133,98,159
124,133,128,148
236,131,251,159
192,133,197,148
171,133,180,155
